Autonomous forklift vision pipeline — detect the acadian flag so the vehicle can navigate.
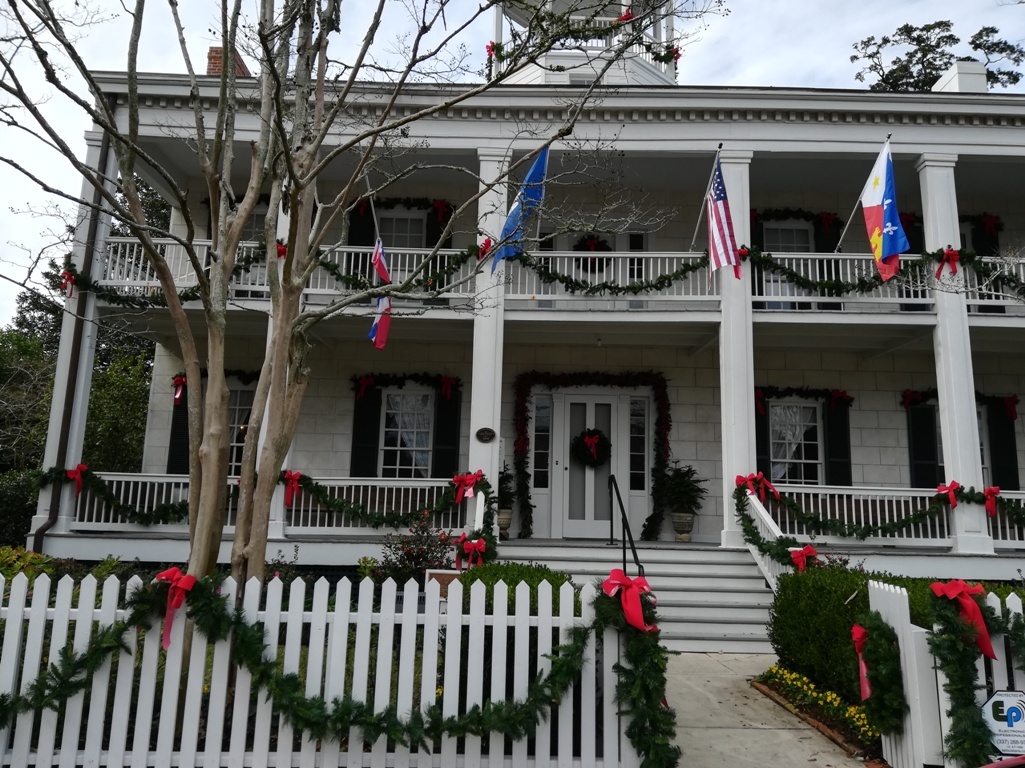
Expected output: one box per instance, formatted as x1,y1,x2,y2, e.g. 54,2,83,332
492,146,550,274
860,141,910,281
371,238,390,283
368,296,391,350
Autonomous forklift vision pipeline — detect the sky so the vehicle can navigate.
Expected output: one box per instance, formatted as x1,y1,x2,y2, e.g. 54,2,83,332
0,0,1021,325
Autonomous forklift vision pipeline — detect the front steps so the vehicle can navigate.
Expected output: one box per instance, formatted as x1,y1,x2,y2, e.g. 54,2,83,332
498,541,775,654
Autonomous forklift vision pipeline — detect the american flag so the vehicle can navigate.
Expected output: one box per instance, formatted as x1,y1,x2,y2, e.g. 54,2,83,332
371,238,390,283
707,157,739,274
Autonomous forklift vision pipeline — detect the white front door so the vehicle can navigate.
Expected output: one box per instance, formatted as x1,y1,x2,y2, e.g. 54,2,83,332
555,395,623,539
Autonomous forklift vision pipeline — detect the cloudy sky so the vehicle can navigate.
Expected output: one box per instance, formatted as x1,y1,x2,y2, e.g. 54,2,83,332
0,0,1021,324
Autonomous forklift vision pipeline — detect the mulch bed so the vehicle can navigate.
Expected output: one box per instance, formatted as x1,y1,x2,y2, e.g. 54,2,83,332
752,680,888,768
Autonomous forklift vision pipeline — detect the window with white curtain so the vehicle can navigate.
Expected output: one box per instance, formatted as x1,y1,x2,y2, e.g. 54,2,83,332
769,401,822,484
379,389,434,478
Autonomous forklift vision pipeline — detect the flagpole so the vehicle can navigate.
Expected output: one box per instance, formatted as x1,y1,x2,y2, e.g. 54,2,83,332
689,143,723,252
834,133,891,253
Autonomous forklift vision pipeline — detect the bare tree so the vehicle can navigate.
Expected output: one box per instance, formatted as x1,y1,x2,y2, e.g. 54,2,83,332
0,0,721,581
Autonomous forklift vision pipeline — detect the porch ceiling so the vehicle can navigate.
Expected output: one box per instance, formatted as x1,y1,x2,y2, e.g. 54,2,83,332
504,317,719,349
754,320,936,355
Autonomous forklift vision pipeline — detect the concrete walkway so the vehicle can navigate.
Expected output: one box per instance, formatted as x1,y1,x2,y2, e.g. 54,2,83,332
665,653,856,768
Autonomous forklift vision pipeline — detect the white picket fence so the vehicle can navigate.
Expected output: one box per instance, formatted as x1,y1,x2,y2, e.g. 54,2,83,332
0,573,638,767
868,580,1025,768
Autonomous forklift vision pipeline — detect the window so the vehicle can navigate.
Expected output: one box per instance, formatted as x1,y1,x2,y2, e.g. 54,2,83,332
768,402,821,484
238,204,269,244
380,390,434,478
629,398,648,491
227,387,256,476
532,395,552,488
763,223,813,253
379,213,426,249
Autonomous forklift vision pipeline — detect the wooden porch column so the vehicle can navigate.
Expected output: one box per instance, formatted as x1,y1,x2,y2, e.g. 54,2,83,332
32,131,111,545
468,148,509,530
916,152,992,553
717,150,755,548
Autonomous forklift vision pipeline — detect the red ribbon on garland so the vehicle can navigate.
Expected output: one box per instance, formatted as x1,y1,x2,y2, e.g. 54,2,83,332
440,376,457,401
478,238,492,260
431,199,449,222
60,269,75,297
735,472,779,503
356,375,375,399
602,568,657,633
937,480,961,508
283,471,302,507
463,538,486,569
828,389,853,411
930,579,996,659
485,41,495,57
155,567,196,651
936,247,959,279
583,434,600,460
981,213,1001,236
902,389,923,411
357,198,368,217
1004,395,1019,422
790,544,818,572
851,624,872,701
453,470,483,504
276,242,287,259
984,486,1001,517
172,376,187,406
66,463,87,496
754,388,766,416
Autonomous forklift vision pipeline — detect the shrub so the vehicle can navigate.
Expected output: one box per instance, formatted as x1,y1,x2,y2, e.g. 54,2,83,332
377,513,453,586
458,561,579,615
0,546,52,581
0,469,38,548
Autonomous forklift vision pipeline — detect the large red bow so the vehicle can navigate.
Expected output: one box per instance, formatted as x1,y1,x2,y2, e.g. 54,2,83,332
790,545,818,572
930,579,995,659
283,470,302,507
432,199,449,222
453,470,483,504
936,248,959,279
829,389,853,411
984,486,1001,517
477,238,492,260
276,242,287,259
463,539,486,570
172,376,187,406
617,9,634,22
851,625,872,701
602,568,657,633
1005,395,1019,422
66,463,88,496
735,472,779,503
440,376,457,401
583,434,600,460
902,389,922,411
356,375,375,399
60,269,75,297
155,567,197,651
754,388,766,416
937,481,961,508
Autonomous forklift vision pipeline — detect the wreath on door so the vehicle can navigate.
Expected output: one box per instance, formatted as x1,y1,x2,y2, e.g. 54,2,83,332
570,428,612,467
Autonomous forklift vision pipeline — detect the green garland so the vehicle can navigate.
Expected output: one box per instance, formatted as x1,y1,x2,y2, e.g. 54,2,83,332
59,262,202,308
0,573,679,767
858,610,908,736
350,372,462,397
515,252,708,296
569,428,612,468
37,466,188,526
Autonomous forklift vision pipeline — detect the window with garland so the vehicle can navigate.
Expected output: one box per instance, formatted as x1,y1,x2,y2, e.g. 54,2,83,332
755,393,851,486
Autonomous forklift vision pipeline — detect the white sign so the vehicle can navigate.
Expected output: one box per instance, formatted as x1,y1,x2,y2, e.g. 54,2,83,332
983,690,1025,756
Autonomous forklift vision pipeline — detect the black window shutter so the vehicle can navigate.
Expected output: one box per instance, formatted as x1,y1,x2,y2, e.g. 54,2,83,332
348,208,376,247
166,386,190,474
971,222,999,257
755,403,770,478
350,388,383,477
431,389,461,478
905,220,925,254
812,218,840,254
908,404,941,488
823,404,852,486
426,210,453,249
987,404,1020,491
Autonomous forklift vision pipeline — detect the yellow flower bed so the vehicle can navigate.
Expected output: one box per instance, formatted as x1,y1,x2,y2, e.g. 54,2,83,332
759,665,880,743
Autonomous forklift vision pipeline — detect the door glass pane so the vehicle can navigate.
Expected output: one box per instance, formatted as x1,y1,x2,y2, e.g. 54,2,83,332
629,398,647,491
568,403,586,520
593,403,613,522
533,395,552,488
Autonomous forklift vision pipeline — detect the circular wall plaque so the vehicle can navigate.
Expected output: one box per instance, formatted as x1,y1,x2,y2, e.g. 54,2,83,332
475,427,496,443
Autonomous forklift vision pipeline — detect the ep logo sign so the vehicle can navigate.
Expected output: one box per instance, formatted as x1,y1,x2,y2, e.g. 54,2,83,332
984,691,1025,755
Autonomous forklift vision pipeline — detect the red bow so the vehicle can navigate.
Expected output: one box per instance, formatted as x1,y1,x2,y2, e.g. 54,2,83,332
66,463,88,496
851,625,872,701
432,199,448,222
984,486,1001,517
440,376,457,401
356,375,375,399
1005,395,1019,422
602,568,657,633
829,389,853,411
936,248,959,279
671,47,680,62
283,470,302,507
981,213,1001,236
276,242,286,259
902,389,922,410
452,532,468,571
790,545,818,572
485,41,495,57
737,246,749,259
453,470,483,504
358,198,368,216
586,237,598,252
583,434,600,460
937,481,961,508
930,580,996,659
754,388,766,416
172,376,187,406
155,567,197,651
617,9,634,22
463,539,486,570
735,472,779,503
478,238,492,260
817,212,839,233
60,269,75,297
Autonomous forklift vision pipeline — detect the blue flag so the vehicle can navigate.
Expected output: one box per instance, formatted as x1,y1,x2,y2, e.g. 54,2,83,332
492,146,549,273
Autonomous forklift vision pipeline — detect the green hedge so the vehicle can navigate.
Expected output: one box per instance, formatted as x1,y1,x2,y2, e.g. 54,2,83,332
0,470,38,548
458,561,579,615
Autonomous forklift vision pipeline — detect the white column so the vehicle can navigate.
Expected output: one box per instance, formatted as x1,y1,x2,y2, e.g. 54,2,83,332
32,131,110,541
717,150,755,548
916,152,992,553
467,148,509,530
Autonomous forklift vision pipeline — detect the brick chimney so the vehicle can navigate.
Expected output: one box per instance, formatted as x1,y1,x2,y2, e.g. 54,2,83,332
206,46,251,77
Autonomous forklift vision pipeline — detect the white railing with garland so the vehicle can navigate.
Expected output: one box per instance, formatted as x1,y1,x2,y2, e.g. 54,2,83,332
739,491,789,592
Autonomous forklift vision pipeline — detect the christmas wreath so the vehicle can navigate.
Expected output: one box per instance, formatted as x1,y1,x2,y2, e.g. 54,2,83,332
570,428,612,467
572,233,612,273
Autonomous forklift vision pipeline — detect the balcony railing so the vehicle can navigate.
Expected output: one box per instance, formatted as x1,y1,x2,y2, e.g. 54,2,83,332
965,258,1025,316
989,491,1025,549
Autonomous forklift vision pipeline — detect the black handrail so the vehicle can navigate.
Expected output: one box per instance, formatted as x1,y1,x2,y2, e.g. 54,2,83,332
607,474,645,578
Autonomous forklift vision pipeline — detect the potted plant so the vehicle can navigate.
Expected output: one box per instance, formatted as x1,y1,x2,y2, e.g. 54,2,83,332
496,464,515,539
661,463,707,542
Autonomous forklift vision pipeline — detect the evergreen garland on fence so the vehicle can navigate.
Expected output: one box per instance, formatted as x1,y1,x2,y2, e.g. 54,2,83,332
0,574,679,767
858,610,908,736
514,253,709,296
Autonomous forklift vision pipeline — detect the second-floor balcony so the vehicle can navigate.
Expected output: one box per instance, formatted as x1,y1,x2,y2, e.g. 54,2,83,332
99,239,1025,317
